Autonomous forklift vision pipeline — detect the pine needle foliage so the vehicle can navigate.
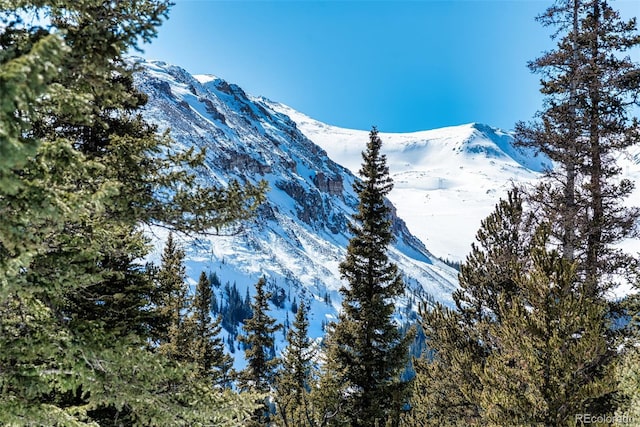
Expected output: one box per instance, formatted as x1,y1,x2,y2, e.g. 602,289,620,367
410,192,616,426
239,277,282,426
515,0,640,294
324,127,412,427
616,292,640,424
151,232,190,360
187,271,235,388
477,227,614,426
276,299,318,427
408,187,529,426
0,0,264,424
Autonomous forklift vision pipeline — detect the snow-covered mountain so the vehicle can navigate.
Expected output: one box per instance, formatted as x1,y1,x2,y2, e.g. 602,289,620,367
268,103,553,261
269,103,640,264
133,57,640,357
133,58,459,356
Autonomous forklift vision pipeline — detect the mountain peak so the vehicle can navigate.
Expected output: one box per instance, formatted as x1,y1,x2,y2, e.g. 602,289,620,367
194,74,220,84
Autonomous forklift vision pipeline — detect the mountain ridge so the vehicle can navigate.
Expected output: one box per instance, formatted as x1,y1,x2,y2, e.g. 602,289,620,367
133,58,460,359
265,100,550,261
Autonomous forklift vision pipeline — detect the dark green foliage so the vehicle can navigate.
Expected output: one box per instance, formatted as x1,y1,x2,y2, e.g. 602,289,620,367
269,284,287,309
0,0,264,423
187,271,235,388
409,305,482,426
220,281,253,333
276,299,318,427
150,232,190,359
454,187,531,327
324,127,412,427
411,189,616,425
438,257,461,271
511,0,640,421
209,270,222,288
238,277,282,425
239,278,282,392
515,0,640,294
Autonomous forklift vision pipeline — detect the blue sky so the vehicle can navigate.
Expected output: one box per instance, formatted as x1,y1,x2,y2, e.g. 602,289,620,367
141,0,639,133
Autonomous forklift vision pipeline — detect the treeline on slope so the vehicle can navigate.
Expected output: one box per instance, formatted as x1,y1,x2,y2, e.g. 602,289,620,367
206,270,337,352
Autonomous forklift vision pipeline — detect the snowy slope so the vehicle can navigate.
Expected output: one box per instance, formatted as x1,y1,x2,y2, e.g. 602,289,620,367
268,102,640,290
266,102,553,262
132,58,459,361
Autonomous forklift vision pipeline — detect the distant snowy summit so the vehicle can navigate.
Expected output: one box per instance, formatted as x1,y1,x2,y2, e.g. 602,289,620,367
265,101,551,261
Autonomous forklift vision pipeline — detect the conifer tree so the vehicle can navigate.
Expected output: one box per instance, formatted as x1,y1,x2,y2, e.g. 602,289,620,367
187,271,235,388
409,187,530,426
616,292,640,423
476,227,613,426
515,0,640,294
239,277,283,425
513,0,640,418
411,197,616,426
323,127,411,427
0,0,264,424
276,299,317,427
151,232,190,359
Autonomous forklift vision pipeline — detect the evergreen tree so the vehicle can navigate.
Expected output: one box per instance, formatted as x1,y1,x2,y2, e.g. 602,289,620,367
616,292,640,424
410,196,615,426
323,127,412,427
151,232,190,359
476,227,613,426
239,277,283,425
408,187,530,426
187,271,235,388
515,0,640,294
0,0,264,424
513,0,640,419
276,299,317,427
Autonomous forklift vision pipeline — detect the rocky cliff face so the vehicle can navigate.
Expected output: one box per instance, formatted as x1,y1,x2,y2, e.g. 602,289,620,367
133,58,459,349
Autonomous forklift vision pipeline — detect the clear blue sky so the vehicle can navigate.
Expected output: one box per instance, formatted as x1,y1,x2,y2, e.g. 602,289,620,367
140,0,639,133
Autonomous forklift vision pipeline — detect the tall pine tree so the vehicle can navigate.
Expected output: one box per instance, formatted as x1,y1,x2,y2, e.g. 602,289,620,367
515,0,640,294
186,271,235,388
513,0,640,418
323,127,412,427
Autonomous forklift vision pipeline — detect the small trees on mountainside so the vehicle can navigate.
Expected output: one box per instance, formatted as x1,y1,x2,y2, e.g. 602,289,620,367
239,277,283,425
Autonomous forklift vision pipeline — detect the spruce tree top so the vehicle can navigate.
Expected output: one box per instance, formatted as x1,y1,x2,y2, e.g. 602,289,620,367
351,127,394,239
